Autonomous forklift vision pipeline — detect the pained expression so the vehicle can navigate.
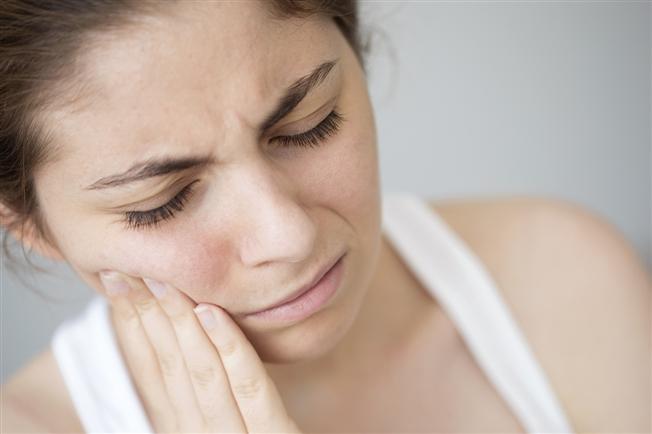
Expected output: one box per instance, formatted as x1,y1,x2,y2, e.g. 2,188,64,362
34,1,382,362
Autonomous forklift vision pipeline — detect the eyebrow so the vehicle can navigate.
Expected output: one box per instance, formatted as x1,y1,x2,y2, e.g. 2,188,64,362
85,59,339,191
85,155,217,190
259,59,338,131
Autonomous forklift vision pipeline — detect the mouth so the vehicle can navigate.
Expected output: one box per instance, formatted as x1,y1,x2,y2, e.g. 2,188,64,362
242,250,347,323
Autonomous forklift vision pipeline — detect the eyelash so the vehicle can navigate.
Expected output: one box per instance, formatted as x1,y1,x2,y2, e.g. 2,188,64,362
123,108,344,230
270,108,344,148
124,180,199,231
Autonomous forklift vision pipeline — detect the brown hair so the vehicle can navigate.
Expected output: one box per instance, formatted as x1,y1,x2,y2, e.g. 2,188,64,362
0,0,367,270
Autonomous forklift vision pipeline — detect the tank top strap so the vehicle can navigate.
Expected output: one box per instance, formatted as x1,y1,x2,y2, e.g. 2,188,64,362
381,191,574,433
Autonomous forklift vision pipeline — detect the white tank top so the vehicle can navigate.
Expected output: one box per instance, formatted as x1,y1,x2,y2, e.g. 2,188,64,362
51,192,575,433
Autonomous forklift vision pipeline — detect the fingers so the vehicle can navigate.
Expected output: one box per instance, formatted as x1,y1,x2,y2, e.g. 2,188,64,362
121,274,212,433
193,303,301,434
141,277,247,433
101,272,178,433
101,271,299,434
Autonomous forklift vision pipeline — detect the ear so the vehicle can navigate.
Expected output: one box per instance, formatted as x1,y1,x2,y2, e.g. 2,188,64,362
0,203,64,262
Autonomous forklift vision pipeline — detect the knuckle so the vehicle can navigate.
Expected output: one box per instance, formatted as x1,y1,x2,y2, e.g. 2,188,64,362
167,308,193,328
218,338,239,358
189,365,218,390
157,353,181,377
113,305,140,324
133,297,159,314
232,376,265,400
203,413,224,428
200,399,226,424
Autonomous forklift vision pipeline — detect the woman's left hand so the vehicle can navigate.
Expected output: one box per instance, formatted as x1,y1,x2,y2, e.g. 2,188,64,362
100,271,302,433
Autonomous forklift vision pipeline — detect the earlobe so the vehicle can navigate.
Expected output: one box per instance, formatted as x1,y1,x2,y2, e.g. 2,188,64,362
0,204,64,262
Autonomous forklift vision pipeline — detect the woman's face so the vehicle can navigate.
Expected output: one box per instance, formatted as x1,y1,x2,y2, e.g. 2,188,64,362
33,1,382,363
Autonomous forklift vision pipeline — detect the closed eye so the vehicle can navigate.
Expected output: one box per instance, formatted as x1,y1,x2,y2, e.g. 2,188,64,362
123,179,200,230
270,108,344,149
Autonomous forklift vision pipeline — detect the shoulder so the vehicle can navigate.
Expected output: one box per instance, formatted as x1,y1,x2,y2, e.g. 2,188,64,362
2,349,84,433
429,196,651,432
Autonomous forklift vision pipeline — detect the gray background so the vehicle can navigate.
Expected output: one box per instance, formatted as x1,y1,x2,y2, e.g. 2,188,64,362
2,1,650,383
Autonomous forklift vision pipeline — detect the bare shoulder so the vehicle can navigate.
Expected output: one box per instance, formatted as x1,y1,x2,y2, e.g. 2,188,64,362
429,196,651,433
2,349,84,433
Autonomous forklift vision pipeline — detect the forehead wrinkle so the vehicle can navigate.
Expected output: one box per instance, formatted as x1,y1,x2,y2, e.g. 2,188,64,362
36,4,342,176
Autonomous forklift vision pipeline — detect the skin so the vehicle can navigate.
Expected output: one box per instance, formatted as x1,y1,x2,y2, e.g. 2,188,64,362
35,0,384,364
16,1,437,429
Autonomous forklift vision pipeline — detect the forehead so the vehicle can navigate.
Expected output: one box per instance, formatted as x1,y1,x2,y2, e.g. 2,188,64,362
79,1,334,101
39,1,340,184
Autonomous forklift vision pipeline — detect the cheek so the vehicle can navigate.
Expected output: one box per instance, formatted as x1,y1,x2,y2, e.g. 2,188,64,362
323,51,378,206
307,107,379,222
85,228,231,297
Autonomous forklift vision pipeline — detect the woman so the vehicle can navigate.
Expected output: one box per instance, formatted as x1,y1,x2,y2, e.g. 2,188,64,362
1,1,649,432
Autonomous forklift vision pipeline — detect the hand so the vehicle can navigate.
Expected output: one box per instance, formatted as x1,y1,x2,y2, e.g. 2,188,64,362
99,271,302,434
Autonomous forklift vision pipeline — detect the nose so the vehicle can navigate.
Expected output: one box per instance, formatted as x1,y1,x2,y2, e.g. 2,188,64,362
234,161,317,268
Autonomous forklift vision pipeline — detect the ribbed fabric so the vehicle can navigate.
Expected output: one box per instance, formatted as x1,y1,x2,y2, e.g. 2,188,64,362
381,192,574,433
50,191,574,433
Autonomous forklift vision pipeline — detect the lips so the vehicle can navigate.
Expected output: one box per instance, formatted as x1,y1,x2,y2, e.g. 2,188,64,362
244,251,345,316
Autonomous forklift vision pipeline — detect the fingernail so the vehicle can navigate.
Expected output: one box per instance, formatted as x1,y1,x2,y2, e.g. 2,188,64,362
143,278,167,299
99,271,129,296
194,304,217,330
